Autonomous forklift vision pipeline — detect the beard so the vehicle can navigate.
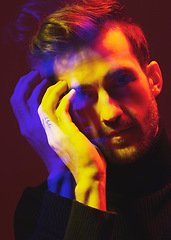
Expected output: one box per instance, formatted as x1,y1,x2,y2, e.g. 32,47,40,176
70,85,159,166
92,94,159,166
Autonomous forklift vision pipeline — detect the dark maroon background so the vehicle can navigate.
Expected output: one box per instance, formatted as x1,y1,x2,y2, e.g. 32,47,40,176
1,0,171,239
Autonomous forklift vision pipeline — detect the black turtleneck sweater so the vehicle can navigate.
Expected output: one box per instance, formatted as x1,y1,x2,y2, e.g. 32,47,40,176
14,124,171,240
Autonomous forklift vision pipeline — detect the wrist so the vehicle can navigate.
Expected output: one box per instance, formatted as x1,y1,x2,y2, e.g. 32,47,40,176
48,170,76,199
47,170,67,193
75,172,106,211
46,156,67,179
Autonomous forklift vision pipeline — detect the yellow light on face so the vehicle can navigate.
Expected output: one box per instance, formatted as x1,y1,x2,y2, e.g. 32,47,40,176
54,48,112,88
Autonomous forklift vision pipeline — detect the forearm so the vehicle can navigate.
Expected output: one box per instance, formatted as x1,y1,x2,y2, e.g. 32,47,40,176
75,172,106,211
47,170,76,200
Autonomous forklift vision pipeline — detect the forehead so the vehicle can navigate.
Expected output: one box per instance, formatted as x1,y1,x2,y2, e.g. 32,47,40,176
54,27,139,87
95,25,131,57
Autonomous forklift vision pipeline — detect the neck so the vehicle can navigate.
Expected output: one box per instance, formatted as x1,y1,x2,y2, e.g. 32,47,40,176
106,122,171,196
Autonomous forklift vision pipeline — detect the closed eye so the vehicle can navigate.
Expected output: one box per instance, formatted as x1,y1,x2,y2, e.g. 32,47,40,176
113,73,136,87
104,68,137,89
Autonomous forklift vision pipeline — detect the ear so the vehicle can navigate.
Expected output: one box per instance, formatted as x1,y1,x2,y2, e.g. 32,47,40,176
146,61,163,97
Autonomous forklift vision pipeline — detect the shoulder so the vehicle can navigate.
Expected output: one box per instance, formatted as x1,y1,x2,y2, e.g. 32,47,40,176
14,181,48,239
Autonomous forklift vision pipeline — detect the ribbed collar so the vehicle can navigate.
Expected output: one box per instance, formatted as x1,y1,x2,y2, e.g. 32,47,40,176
106,121,171,197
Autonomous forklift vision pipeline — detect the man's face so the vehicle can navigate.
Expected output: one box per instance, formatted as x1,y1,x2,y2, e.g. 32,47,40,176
54,26,159,165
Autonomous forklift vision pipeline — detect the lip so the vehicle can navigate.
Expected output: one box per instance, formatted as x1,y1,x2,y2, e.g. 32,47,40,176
106,126,135,138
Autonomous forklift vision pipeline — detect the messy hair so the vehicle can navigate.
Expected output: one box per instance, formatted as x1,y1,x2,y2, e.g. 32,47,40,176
5,0,150,76
31,0,150,71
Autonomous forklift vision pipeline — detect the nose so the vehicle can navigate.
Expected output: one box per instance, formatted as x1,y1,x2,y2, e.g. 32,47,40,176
97,89,123,124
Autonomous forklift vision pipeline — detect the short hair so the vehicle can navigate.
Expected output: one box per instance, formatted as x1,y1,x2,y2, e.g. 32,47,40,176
5,0,150,81
31,0,150,72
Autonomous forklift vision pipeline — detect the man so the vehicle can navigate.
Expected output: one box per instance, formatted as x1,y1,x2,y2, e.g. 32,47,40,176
11,0,171,239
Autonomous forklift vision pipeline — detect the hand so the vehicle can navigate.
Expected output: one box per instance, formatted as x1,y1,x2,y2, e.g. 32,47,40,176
10,70,67,178
38,81,106,210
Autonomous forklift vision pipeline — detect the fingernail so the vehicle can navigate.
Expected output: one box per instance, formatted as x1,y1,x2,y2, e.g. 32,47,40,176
70,89,76,94
69,89,76,99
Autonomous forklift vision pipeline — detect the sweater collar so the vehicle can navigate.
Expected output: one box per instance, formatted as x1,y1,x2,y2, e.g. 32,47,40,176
106,121,171,196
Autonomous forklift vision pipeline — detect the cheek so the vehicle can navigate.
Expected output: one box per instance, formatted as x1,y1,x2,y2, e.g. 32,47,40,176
71,94,91,110
122,83,152,120
69,97,92,129
70,99,101,138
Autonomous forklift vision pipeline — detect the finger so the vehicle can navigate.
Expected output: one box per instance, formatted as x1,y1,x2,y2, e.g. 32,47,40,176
11,70,41,104
28,79,50,111
10,70,40,120
10,71,35,107
11,70,38,93
55,89,76,130
41,81,68,114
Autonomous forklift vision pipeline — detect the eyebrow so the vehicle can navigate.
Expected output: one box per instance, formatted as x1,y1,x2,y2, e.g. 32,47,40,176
72,67,137,91
104,67,138,81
